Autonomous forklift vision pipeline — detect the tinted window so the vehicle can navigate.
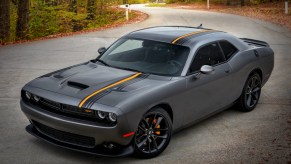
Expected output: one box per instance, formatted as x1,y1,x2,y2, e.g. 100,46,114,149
110,39,143,54
99,39,190,76
219,41,238,60
189,42,225,73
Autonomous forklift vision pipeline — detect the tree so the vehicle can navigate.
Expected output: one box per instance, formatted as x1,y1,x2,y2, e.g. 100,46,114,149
226,0,230,5
44,0,58,6
0,0,10,41
241,0,245,6
69,0,77,13
87,0,96,20
16,0,30,40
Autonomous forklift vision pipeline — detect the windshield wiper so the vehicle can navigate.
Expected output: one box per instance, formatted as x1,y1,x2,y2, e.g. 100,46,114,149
95,59,110,66
94,61,149,75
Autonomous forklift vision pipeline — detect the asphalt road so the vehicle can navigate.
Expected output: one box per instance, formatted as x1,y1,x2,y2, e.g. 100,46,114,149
0,4,290,163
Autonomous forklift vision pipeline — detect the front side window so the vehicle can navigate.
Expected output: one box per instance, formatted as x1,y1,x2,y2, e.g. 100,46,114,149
99,38,190,76
219,40,238,60
189,42,225,73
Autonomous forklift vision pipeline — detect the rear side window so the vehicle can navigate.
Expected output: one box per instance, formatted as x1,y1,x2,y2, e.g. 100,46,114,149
189,42,225,73
219,41,238,60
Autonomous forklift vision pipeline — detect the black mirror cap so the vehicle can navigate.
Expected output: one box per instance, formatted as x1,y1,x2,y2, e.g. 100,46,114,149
98,47,106,55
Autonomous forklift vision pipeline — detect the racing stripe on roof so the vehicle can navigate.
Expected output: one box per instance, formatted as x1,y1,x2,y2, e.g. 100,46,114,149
78,72,142,108
171,30,215,45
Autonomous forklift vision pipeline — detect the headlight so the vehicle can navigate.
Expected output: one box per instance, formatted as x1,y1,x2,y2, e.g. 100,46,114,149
25,91,31,99
97,111,106,119
108,112,117,122
33,95,40,102
96,110,117,123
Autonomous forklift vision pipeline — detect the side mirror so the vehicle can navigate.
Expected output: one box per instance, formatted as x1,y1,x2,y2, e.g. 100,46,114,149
200,65,214,74
98,47,106,55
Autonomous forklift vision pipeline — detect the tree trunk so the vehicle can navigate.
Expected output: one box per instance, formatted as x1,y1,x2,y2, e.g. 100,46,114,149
226,0,230,5
16,0,30,40
44,0,58,6
69,0,77,13
52,0,58,6
44,0,51,6
11,0,18,5
70,0,78,32
0,0,10,42
99,0,104,15
241,0,245,6
87,0,96,20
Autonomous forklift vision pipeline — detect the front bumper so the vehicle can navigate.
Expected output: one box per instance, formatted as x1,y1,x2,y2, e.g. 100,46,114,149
20,100,135,157
26,124,134,157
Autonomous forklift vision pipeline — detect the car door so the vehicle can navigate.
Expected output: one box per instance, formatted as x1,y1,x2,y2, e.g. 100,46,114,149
182,42,233,126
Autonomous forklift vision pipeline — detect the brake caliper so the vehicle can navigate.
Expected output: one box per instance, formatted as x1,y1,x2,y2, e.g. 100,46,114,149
154,118,160,135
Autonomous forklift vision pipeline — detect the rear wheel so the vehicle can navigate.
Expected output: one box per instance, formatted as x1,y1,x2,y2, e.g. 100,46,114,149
238,73,262,112
134,108,172,158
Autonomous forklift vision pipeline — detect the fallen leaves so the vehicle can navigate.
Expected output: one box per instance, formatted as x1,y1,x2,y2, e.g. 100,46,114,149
168,2,291,31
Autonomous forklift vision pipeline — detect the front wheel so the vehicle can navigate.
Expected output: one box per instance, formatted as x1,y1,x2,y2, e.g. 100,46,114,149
238,73,262,112
134,107,172,158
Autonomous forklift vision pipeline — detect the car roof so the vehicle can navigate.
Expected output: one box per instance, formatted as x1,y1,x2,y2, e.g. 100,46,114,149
126,26,224,46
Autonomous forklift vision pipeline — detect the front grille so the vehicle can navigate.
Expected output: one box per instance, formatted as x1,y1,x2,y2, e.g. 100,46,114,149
34,121,95,148
27,96,99,123
21,90,115,126
40,98,62,111
63,104,96,118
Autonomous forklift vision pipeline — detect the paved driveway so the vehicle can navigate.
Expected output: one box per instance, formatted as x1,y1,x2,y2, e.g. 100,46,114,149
0,4,290,163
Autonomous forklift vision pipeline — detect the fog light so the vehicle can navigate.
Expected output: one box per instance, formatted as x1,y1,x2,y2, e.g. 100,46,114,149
33,95,40,102
97,111,106,119
25,91,31,99
103,143,116,149
108,112,117,122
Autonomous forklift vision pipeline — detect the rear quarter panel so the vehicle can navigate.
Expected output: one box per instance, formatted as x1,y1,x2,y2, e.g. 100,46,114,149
228,46,274,100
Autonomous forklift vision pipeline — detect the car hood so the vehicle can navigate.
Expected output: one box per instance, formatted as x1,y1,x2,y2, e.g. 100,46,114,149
28,62,171,108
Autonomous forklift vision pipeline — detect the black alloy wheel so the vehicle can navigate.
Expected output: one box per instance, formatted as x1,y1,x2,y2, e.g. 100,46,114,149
238,73,262,112
134,108,172,158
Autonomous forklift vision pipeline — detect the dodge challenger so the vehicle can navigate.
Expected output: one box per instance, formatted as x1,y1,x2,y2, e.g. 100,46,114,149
20,26,274,158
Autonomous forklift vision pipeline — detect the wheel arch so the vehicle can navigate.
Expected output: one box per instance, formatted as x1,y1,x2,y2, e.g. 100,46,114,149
236,67,263,112
249,68,263,80
237,67,263,100
149,103,173,123
133,103,173,158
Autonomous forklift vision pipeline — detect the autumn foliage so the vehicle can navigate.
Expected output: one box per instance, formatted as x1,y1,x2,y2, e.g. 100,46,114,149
0,0,141,45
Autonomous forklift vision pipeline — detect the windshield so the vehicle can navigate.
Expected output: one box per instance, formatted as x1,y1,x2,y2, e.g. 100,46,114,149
98,38,190,76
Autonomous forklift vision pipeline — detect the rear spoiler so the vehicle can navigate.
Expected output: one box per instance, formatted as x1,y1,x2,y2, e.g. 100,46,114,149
240,38,270,47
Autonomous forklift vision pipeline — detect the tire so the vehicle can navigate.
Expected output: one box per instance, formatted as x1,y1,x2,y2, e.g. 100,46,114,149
237,73,262,112
133,107,172,158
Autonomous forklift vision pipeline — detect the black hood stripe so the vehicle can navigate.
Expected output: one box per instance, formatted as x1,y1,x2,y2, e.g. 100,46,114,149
78,72,142,108
84,74,149,109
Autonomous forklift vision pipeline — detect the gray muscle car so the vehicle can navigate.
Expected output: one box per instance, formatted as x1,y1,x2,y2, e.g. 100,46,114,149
20,26,274,158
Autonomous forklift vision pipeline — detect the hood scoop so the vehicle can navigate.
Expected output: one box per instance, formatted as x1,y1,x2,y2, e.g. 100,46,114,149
67,81,89,90
53,74,63,79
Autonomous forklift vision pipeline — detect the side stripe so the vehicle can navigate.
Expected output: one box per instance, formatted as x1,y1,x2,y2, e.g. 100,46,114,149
78,72,142,108
171,29,212,44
